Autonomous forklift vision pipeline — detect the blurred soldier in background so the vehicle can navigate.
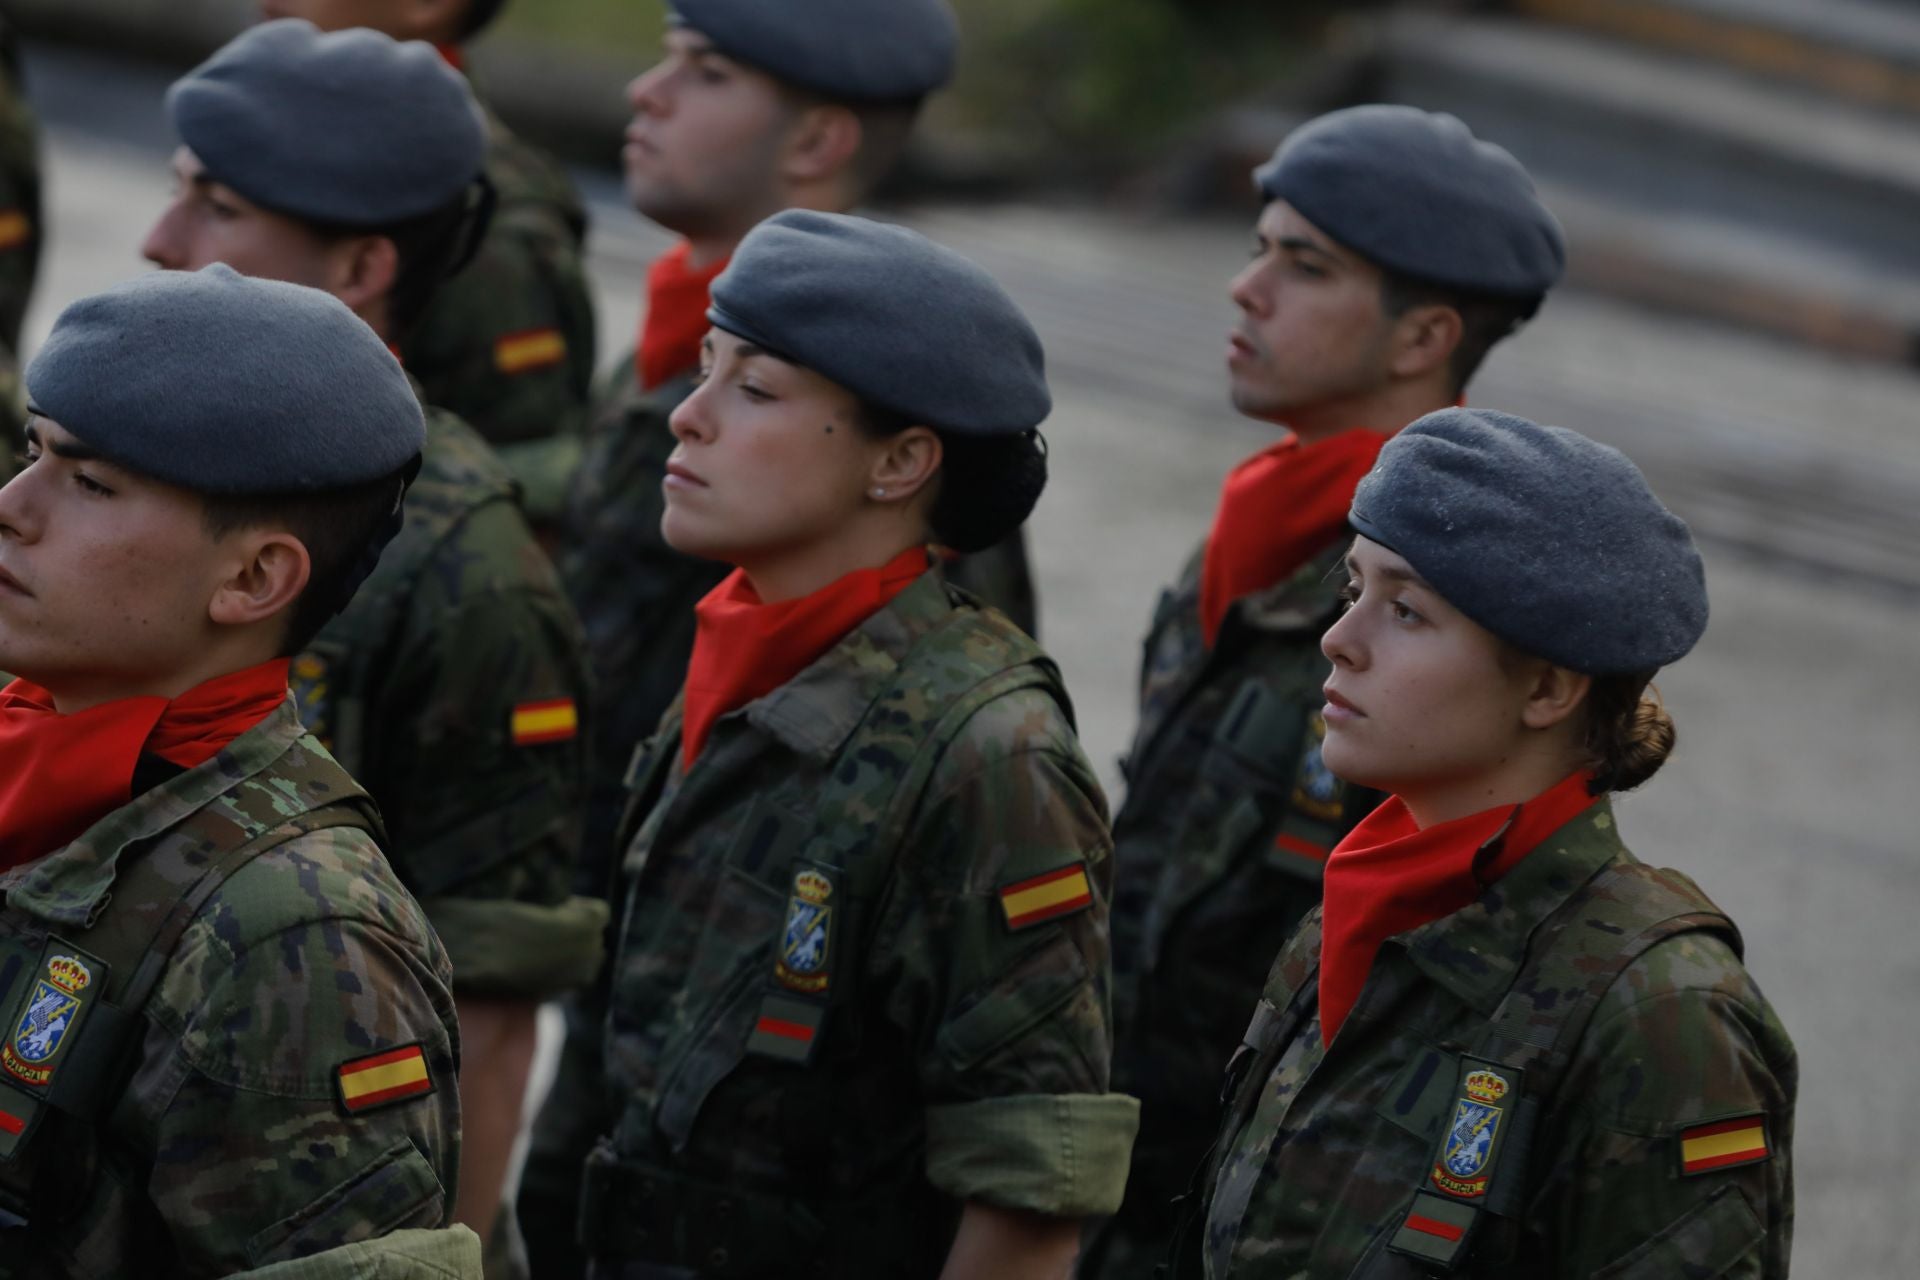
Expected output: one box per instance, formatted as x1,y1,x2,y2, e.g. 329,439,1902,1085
259,0,596,528
1089,106,1566,1276
141,20,605,1255
0,13,41,462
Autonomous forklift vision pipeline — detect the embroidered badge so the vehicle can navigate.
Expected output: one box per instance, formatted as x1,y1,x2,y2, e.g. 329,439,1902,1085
511,698,579,746
290,652,332,746
493,327,568,376
1431,1068,1511,1199
1289,711,1345,823
775,869,835,994
336,1043,435,1115
746,993,826,1064
2,954,96,1088
998,863,1094,932
1680,1115,1770,1176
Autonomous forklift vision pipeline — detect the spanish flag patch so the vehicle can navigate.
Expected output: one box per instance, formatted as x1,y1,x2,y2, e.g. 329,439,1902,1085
1680,1115,1770,1175
0,210,29,252
998,863,1094,932
336,1044,434,1115
511,698,579,745
493,326,568,375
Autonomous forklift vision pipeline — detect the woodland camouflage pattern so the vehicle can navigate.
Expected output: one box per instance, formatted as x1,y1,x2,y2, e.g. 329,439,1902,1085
1091,538,1381,1278
294,399,604,1002
401,105,594,525
0,700,460,1277
1198,802,1796,1278
519,567,1138,1277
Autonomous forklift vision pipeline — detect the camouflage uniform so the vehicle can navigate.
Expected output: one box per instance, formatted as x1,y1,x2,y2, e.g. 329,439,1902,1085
0,698,464,1277
293,395,605,1002
1089,538,1382,1277
1194,801,1796,1278
0,18,41,454
401,104,594,526
520,565,1139,1277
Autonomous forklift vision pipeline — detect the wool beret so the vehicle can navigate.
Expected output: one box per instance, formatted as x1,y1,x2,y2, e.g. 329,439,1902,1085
708,211,1050,436
167,19,486,226
1348,408,1707,674
669,0,957,101
25,264,425,493
1256,105,1566,298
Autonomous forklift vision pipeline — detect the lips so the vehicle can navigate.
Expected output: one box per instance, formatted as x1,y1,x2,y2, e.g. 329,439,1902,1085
1323,685,1362,719
0,564,28,597
664,460,708,490
1227,331,1260,364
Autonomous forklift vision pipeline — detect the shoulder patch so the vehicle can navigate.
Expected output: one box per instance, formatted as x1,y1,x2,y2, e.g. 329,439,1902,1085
512,697,578,745
998,863,1093,931
1680,1114,1770,1175
494,326,568,375
1,948,105,1090
336,1043,435,1115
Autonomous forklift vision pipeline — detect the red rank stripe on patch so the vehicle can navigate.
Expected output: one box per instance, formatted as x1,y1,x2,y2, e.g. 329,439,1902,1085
754,1015,815,1044
1274,832,1329,862
1406,1213,1465,1243
0,1107,23,1136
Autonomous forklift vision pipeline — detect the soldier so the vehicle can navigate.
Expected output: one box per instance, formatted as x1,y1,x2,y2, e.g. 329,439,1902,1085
0,13,41,457
259,0,595,526
1190,407,1795,1276
0,265,475,1275
1093,106,1567,1274
139,20,605,1249
563,0,1038,886
518,211,1139,1277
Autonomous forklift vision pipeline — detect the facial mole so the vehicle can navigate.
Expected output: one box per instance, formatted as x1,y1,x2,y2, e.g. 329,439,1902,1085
823,423,835,434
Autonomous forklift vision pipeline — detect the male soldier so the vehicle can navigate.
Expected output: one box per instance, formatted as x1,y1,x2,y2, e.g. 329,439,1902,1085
562,0,1039,883
1089,106,1567,1276
140,20,605,1248
0,264,474,1276
260,0,595,525
0,14,41,455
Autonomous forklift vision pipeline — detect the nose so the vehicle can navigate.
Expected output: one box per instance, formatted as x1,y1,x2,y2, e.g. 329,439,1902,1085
1321,601,1364,670
1228,258,1269,316
668,379,716,444
140,202,187,271
627,62,671,117
0,467,39,547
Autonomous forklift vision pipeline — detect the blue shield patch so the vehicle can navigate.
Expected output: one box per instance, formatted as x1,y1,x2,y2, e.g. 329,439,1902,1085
1442,1100,1500,1179
1290,712,1345,821
10,982,76,1065
773,868,835,994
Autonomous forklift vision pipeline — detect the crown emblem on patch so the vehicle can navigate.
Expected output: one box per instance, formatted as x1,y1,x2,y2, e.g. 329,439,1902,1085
1464,1070,1509,1104
794,871,832,905
44,957,91,997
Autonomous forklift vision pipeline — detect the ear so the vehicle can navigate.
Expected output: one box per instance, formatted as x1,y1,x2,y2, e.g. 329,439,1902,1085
780,103,864,187
1520,663,1592,732
867,426,942,505
1385,302,1464,382
207,532,312,633
328,234,402,329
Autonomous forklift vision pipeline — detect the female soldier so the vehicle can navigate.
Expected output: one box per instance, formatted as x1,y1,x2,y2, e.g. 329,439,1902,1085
554,210,1138,1279
1196,407,1795,1278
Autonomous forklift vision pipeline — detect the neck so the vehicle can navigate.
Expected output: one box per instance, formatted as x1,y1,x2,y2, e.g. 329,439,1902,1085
677,185,852,272
1398,747,1589,830
39,639,284,716
1277,379,1456,445
738,523,924,605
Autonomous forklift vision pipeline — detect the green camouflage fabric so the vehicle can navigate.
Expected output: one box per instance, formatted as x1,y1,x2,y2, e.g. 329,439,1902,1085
519,565,1138,1278
239,1226,481,1279
401,104,594,526
0,699,461,1277
0,19,41,460
1196,801,1796,1278
1088,537,1382,1278
945,527,1039,639
293,395,606,1002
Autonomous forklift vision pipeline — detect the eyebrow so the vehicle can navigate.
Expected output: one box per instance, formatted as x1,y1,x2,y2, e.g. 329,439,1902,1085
21,420,101,463
1345,553,1433,591
1274,235,1339,263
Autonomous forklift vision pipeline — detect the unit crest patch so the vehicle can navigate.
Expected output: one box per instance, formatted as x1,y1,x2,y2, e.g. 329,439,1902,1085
1290,711,1345,822
775,868,835,994
1432,1067,1511,1198
290,652,332,747
2,951,100,1089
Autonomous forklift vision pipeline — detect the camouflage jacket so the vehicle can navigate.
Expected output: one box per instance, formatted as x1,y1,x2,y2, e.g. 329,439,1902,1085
530,567,1139,1278
1092,538,1382,1276
401,104,594,525
0,19,41,454
295,399,605,1002
1199,801,1796,1279
0,699,461,1277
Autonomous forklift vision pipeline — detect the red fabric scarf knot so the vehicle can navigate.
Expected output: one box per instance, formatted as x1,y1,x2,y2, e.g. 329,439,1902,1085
1318,770,1601,1045
1198,429,1390,649
636,240,730,392
0,659,292,870
681,547,928,769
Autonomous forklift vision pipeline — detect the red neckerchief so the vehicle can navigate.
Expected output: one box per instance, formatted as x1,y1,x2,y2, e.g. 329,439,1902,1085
680,547,928,769
636,241,730,391
435,43,465,73
1197,428,1390,648
1317,770,1601,1045
0,659,292,869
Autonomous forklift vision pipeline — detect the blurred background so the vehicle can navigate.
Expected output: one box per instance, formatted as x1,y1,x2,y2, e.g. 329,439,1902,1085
4,0,1915,1272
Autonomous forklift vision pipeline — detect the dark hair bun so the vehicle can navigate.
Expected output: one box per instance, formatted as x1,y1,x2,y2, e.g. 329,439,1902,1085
929,429,1047,554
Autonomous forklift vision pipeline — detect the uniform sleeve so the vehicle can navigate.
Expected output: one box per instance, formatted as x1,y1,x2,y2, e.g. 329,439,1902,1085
372,500,607,1001
874,689,1140,1219
1544,932,1796,1279
130,833,463,1276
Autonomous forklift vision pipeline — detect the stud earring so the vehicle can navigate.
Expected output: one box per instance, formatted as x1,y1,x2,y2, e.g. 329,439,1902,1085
872,487,888,499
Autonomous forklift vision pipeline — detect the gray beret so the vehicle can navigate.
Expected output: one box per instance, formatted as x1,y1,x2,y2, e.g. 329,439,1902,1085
167,19,485,226
708,211,1050,436
1348,408,1707,674
1255,105,1565,297
25,264,425,493
670,0,957,101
